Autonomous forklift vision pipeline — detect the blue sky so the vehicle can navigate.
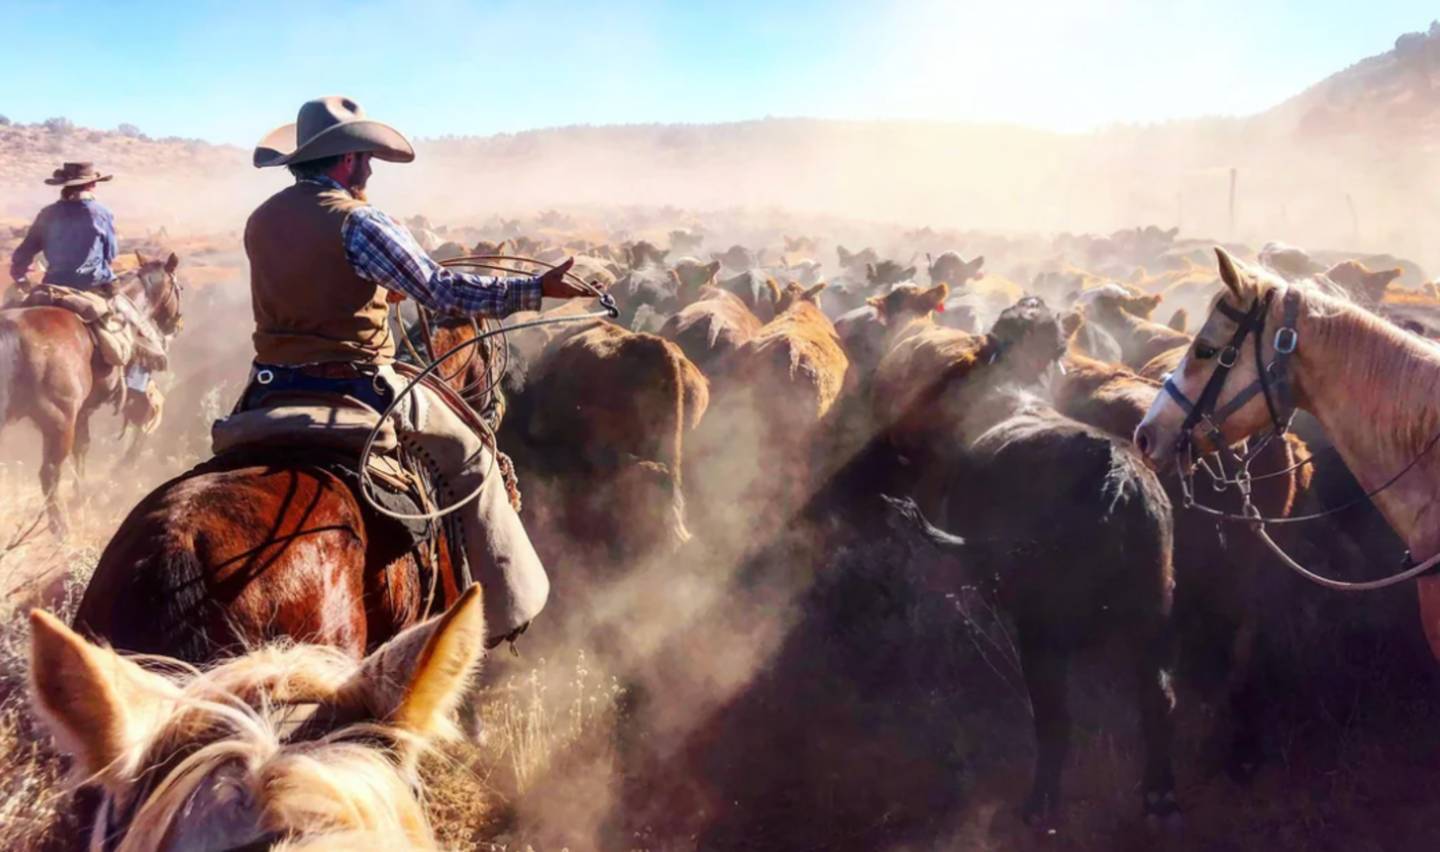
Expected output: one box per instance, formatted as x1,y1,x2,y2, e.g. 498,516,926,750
1,0,1434,144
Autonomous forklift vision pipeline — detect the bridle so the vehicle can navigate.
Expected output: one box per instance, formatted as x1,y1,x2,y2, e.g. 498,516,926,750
1161,284,1440,591
1162,287,1300,466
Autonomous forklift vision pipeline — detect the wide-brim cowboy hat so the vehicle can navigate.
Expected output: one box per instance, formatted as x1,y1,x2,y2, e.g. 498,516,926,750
253,96,414,168
45,162,113,186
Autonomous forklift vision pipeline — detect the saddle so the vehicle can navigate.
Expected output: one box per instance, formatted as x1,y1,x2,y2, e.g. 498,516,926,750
209,383,469,607
19,284,168,373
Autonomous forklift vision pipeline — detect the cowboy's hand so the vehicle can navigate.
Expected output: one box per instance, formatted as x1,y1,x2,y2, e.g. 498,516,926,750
536,258,595,300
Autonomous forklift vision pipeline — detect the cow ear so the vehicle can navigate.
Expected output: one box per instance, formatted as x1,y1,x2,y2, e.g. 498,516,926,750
134,250,148,266
705,260,720,278
164,252,179,274
967,255,986,273
1060,310,1083,338
902,266,917,281
865,262,876,280
923,283,949,307
335,586,486,741
1168,308,1189,333
866,293,887,315
1145,293,1162,311
802,283,827,302
28,610,178,787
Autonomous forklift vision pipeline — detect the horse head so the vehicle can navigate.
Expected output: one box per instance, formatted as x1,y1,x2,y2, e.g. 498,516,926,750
1135,247,1293,469
29,587,487,851
128,250,184,336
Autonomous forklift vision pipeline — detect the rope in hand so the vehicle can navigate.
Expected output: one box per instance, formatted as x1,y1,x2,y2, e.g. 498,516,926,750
358,256,619,523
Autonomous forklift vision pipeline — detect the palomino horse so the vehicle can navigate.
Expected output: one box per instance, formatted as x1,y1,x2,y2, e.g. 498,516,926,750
1134,247,1440,660
0,252,182,535
29,587,485,851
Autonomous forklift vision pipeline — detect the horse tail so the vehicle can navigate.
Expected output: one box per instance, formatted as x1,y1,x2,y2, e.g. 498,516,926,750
0,319,18,423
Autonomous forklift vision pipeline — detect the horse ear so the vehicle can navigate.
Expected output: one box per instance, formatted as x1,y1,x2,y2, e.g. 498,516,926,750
134,250,148,267
1215,247,1247,299
27,609,177,786
338,586,486,739
164,253,179,274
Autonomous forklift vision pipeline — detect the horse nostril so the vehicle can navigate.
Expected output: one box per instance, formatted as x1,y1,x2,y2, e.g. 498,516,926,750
1135,427,1152,455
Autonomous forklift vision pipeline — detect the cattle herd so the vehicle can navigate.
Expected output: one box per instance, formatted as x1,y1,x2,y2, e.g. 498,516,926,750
9,211,1440,848
421,217,1439,836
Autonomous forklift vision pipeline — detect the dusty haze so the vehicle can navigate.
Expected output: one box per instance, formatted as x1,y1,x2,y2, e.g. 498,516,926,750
5,25,1440,269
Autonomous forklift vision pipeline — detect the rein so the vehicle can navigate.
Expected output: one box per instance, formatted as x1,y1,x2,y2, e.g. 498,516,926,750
1169,285,1440,591
358,256,620,523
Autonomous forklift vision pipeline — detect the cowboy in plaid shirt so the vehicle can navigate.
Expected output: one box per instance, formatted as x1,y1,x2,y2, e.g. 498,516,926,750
243,97,593,644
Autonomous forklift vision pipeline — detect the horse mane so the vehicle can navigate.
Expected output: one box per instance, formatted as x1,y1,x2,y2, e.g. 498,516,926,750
101,643,437,852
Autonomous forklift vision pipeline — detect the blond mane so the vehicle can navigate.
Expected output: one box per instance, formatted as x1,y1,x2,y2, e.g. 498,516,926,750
91,643,438,852
31,588,487,852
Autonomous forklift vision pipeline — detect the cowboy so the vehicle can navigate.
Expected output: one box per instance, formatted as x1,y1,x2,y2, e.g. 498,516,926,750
244,96,591,645
8,162,118,296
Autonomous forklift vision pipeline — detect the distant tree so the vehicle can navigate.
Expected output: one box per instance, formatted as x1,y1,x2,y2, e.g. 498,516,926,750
0,115,10,126
117,123,144,138
43,116,74,133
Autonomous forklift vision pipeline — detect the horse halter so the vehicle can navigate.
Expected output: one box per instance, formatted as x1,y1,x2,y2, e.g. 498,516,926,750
1161,286,1302,460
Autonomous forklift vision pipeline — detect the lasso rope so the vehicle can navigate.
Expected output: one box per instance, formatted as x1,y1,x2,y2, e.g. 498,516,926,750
358,257,619,522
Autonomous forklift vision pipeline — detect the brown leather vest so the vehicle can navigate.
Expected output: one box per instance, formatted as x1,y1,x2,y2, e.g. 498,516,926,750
245,181,394,365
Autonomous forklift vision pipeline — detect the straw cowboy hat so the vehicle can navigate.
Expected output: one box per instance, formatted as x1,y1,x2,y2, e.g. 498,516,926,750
45,162,113,187
252,96,415,168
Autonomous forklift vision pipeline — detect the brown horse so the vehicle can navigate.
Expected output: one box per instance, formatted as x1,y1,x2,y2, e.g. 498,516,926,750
0,252,182,535
73,312,489,664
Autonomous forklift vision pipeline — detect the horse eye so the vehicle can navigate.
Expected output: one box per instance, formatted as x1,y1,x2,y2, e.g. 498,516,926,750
1194,343,1217,360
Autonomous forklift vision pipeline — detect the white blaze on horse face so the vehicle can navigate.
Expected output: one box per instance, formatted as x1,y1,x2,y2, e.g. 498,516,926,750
1135,361,1190,469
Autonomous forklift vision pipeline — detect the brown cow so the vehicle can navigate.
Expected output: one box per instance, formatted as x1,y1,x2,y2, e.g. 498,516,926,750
1324,259,1402,305
504,321,708,563
872,296,1067,462
659,287,763,376
672,257,722,303
926,250,985,289
1080,284,1190,370
691,283,849,541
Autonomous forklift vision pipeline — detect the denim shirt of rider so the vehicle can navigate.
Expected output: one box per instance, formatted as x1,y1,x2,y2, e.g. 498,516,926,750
8,197,118,289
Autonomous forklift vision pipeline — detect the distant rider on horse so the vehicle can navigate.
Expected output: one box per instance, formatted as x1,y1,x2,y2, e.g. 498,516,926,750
243,96,590,645
9,161,165,421
8,161,117,297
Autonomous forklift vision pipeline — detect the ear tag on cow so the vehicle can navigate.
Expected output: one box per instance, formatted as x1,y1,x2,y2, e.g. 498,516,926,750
934,303,946,313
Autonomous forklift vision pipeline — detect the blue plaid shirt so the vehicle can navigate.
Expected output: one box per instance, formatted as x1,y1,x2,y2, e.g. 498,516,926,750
9,196,117,289
302,176,542,317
